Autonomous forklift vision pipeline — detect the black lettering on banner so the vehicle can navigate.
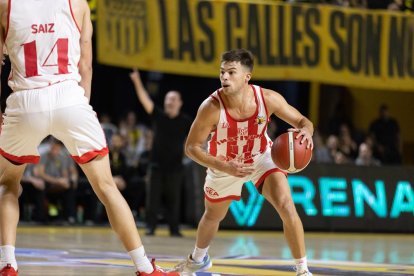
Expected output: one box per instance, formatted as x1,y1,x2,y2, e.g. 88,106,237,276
264,5,277,65
247,4,262,64
105,19,113,48
225,3,243,50
347,14,363,73
197,2,215,62
278,5,288,65
125,22,131,54
178,0,196,61
407,22,414,77
291,5,302,66
388,16,405,77
158,0,174,59
304,7,320,67
329,10,345,70
116,19,122,51
365,14,381,76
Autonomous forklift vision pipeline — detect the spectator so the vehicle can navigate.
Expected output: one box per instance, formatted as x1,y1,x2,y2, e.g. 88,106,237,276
119,111,148,168
99,113,118,147
19,164,47,223
355,143,381,166
369,104,402,164
312,131,332,163
109,132,146,220
338,123,358,160
37,139,78,224
129,69,192,237
326,134,340,162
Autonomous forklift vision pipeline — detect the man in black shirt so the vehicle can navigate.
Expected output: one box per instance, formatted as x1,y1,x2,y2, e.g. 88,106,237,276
130,69,192,237
369,104,402,164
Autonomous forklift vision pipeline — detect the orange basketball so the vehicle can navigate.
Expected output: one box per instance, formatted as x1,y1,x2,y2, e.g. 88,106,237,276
271,131,312,173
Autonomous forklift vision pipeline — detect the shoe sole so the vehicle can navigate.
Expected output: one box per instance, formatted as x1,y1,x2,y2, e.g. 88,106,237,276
181,261,213,274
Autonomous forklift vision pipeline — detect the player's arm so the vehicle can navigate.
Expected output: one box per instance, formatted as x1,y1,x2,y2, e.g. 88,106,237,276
77,0,93,101
185,98,254,177
264,89,314,149
129,69,154,114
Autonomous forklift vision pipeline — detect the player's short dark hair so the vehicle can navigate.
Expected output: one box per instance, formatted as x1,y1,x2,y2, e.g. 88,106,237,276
221,49,254,72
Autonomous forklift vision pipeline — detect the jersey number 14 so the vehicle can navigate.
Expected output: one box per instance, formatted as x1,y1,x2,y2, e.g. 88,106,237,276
22,38,70,77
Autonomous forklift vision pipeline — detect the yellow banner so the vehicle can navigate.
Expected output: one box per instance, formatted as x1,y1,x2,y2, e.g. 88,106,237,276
97,0,414,91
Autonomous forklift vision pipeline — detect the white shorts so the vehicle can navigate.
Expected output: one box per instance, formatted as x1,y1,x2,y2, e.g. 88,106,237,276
0,81,108,164
204,148,286,202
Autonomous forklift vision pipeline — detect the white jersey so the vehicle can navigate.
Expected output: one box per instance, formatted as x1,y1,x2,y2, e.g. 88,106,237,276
5,0,82,91
208,85,272,164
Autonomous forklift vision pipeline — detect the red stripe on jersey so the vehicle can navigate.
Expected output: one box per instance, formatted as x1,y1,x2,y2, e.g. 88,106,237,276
257,86,270,154
246,112,258,164
209,130,217,157
226,113,238,160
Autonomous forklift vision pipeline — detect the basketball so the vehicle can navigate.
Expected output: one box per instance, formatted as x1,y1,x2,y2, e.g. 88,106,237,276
271,131,312,173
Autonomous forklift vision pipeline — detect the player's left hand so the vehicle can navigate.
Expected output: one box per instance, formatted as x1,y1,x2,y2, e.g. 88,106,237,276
288,128,314,150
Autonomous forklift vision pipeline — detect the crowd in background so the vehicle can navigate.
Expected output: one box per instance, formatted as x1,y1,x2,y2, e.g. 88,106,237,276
18,100,402,227
15,0,408,228
305,104,401,166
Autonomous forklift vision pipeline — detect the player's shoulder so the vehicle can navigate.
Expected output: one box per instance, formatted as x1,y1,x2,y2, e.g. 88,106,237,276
197,94,220,117
261,87,283,100
69,0,90,15
70,0,89,7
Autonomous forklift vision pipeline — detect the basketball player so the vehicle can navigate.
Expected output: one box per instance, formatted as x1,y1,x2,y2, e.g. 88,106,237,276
0,0,178,275
172,49,314,276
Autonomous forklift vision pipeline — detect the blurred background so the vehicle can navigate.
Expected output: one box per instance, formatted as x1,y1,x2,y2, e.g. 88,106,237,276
4,0,413,234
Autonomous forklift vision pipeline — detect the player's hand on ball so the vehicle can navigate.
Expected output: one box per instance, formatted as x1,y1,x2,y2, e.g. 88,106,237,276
288,128,314,149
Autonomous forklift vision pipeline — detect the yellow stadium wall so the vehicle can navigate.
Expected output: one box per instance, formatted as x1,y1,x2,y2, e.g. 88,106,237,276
349,88,414,163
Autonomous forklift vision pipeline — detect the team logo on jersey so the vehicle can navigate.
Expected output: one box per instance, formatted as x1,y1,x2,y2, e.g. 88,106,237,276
205,187,219,197
256,116,266,125
238,127,248,136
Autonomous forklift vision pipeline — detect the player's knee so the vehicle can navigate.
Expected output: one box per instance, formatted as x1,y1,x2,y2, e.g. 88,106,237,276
273,197,297,218
203,208,226,223
91,178,117,204
0,180,21,197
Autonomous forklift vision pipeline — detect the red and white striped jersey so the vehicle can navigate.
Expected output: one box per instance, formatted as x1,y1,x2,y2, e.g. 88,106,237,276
5,0,81,91
208,85,272,164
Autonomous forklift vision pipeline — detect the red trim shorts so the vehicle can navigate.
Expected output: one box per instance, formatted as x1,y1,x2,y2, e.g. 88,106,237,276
204,148,286,202
0,81,108,164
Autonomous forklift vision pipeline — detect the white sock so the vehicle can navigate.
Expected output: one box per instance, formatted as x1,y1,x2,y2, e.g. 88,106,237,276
0,245,17,271
128,246,153,274
295,256,308,273
191,246,209,263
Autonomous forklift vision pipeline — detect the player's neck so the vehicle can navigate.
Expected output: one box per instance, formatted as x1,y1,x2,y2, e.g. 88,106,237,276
222,85,252,106
221,85,256,119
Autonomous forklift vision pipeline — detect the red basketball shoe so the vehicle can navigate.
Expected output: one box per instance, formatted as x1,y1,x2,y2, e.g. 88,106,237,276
0,264,18,276
136,259,179,276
